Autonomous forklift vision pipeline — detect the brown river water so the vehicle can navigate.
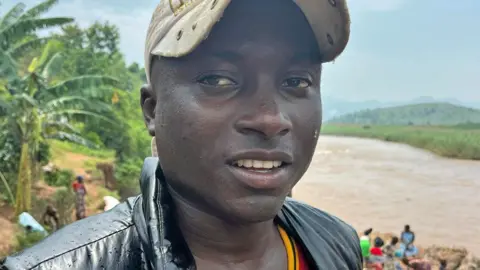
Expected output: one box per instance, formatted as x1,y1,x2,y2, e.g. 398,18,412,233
293,136,480,255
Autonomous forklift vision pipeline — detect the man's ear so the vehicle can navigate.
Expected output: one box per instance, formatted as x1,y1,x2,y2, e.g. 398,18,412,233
140,84,156,136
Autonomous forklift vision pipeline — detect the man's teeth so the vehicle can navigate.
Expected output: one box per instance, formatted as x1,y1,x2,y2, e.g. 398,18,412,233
234,160,283,169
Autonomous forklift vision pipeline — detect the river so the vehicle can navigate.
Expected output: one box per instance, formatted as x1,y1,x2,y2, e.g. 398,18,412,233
293,135,480,255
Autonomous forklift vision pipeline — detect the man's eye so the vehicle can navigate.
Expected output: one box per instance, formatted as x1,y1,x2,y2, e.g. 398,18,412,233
198,75,236,86
282,78,311,88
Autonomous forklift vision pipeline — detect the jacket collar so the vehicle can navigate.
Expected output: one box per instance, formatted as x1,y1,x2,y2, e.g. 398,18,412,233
132,158,302,270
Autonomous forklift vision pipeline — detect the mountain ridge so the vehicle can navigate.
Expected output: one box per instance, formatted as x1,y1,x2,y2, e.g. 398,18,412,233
322,96,480,121
326,102,480,125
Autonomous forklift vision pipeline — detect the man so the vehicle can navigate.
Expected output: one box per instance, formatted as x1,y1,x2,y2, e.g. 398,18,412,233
401,225,416,247
1,0,361,269
41,204,60,232
360,228,373,260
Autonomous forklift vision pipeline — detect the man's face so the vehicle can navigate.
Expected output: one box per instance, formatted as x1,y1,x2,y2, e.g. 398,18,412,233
144,0,322,223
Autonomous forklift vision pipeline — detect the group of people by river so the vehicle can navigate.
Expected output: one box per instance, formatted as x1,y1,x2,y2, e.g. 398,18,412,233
360,226,446,270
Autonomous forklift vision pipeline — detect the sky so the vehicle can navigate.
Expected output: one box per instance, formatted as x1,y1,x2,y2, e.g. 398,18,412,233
2,0,479,102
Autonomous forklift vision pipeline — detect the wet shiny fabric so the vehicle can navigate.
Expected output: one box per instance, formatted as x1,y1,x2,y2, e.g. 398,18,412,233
1,157,362,270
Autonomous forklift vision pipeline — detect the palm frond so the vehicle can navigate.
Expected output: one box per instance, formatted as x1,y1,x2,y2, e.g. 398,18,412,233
45,109,116,125
42,121,79,137
20,0,59,20
8,37,51,59
13,93,38,107
0,3,26,30
47,132,97,148
42,95,89,111
0,50,18,80
41,52,63,79
37,39,63,69
0,17,73,48
46,75,120,96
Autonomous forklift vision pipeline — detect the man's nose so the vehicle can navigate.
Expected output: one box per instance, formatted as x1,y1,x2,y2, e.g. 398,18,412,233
235,99,292,139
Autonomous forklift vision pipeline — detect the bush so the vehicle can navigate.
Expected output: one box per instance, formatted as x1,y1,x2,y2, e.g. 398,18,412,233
114,158,141,199
84,132,105,148
53,188,75,226
44,168,74,188
12,229,46,253
36,142,51,166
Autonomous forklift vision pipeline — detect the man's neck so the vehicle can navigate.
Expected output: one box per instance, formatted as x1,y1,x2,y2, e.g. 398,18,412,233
170,191,285,267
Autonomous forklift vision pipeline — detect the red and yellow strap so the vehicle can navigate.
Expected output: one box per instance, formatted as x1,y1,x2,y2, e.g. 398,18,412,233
278,225,300,270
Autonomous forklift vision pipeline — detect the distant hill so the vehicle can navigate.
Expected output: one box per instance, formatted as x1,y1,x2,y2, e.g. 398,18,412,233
326,103,480,125
322,96,480,121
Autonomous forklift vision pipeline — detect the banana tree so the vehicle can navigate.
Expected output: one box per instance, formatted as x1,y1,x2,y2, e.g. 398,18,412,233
1,39,119,215
0,0,74,80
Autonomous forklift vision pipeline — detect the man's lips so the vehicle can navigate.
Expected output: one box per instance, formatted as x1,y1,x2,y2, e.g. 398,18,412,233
226,150,293,190
227,149,293,165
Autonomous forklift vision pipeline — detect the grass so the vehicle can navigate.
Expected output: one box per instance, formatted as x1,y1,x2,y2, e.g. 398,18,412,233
49,140,115,172
321,124,480,160
49,140,115,160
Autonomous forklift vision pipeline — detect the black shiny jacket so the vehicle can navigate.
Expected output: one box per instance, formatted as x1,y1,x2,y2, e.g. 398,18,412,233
1,158,362,270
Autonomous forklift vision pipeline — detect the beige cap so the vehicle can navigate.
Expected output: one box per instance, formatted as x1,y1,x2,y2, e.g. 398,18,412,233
144,0,350,83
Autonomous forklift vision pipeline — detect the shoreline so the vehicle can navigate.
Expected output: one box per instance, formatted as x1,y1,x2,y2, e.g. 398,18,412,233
321,124,480,161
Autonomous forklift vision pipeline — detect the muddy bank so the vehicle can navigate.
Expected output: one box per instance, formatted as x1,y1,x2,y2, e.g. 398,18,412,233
294,135,480,255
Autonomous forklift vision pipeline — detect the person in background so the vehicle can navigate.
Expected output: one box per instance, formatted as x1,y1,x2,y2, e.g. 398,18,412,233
42,204,60,232
401,225,415,247
360,228,373,260
72,175,87,220
383,236,399,270
369,237,385,264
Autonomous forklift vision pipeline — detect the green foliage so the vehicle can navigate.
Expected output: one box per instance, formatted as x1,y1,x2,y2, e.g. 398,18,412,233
328,103,480,126
35,141,51,165
0,170,15,205
49,140,114,160
52,187,75,226
12,229,46,253
114,158,142,199
0,0,73,80
322,124,480,160
1,0,152,207
44,168,74,187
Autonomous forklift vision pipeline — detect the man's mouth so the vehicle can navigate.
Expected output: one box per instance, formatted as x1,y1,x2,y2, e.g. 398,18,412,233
231,159,286,173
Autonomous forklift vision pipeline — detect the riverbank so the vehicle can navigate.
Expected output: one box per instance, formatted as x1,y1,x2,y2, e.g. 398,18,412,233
321,124,480,160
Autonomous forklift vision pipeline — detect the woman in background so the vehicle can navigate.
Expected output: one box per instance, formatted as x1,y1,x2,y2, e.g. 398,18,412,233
72,175,87,220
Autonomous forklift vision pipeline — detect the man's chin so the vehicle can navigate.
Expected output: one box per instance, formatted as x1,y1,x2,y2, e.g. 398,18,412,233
223,195,286,224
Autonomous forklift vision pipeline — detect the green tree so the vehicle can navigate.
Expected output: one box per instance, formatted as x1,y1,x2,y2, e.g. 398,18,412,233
52,22,150,161
1,39,119,215
0,0,74,82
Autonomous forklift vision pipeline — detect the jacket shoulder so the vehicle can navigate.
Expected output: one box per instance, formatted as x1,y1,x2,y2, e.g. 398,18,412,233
282,198,363,269
1,197,144,270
